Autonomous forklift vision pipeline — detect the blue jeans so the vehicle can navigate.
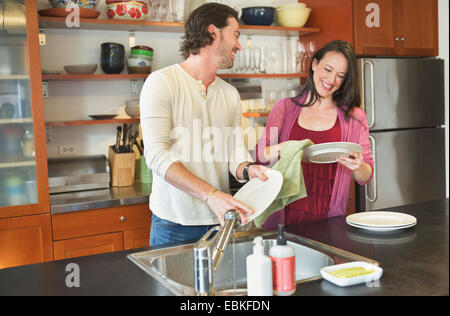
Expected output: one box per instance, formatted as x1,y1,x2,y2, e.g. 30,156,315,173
150,214,218,247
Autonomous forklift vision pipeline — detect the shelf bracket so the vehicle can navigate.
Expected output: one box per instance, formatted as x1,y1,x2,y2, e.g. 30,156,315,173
131,80,139,97
42,81,49,98
39,29,46,46
129,31,136,48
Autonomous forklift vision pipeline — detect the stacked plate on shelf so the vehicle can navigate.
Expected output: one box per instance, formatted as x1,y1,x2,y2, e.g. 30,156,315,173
346,211,417,232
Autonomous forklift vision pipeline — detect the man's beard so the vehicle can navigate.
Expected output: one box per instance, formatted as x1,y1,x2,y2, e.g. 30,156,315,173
216,41,234,69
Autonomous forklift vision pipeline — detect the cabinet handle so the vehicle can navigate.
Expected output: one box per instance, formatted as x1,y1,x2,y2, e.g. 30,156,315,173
400,37,405,41
120,216,127,222
395,37,400,41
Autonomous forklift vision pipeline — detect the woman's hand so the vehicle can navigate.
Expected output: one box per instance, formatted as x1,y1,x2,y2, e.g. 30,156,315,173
264,143,284,162
206,190,255,226
247,164,272,181
337,152,372,183
336,151,363,171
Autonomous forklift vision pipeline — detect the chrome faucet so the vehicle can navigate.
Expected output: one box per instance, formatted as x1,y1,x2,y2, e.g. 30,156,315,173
193,209,241,296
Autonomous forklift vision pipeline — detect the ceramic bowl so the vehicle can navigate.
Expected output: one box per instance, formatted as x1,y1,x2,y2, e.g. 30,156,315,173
64,64,97,74
276,7,311,28
49,0,100,9
106,1,149,20
125,101,140,117
127,57,152,67
241,7,275,26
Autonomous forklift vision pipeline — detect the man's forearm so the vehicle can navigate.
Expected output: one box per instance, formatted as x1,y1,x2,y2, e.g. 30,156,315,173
164,161,215,202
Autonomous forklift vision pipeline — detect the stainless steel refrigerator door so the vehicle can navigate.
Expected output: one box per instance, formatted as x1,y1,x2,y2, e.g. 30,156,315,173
359,127,446,211
360,58,445,130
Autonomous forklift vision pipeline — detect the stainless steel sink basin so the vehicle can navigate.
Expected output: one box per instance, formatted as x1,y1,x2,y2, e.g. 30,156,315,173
128,230,378,296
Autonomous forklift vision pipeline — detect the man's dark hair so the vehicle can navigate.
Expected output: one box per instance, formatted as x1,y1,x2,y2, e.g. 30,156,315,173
180,3,239,59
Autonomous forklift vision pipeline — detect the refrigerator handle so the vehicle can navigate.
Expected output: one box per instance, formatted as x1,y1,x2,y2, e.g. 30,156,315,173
361,60,375,128
366,135,377,203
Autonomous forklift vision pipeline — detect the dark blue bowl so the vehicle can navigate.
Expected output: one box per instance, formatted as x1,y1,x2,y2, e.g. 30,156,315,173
241,7,275,26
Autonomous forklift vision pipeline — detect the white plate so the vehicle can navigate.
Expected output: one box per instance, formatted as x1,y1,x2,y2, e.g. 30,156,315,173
320,261,383,287
347,211,417,228
346,219,417,232
303,142,363,164
233,169,283,227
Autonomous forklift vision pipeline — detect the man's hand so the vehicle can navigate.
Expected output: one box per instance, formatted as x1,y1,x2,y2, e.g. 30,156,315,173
206,190,255,226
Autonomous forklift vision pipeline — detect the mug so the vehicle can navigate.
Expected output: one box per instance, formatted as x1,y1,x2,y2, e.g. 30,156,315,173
100,42,125,74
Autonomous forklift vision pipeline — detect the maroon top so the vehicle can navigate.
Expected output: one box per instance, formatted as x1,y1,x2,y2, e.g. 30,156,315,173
285,116,341,224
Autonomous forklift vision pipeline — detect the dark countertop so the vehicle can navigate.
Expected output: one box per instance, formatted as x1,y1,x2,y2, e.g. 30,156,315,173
0,199,448,296
50,182,151,214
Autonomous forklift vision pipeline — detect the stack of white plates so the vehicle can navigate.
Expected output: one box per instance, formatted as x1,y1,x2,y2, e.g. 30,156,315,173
346,211,417,232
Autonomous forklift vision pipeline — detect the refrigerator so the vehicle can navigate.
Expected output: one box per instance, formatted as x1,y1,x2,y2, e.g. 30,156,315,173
357,58,446,211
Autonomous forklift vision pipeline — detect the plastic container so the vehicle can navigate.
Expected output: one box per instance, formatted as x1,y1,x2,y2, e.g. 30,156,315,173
246,236,273,296
269,224,296,296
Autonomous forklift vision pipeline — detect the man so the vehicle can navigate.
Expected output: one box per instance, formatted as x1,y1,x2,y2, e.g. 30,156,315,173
140,3,270,246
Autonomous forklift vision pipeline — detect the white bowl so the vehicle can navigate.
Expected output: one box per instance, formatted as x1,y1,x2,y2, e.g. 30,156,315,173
125,99,139,107
125,106,140,118
127,57,152,67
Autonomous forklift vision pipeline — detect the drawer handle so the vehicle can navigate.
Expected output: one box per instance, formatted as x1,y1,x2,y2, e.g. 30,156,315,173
120,216,127,222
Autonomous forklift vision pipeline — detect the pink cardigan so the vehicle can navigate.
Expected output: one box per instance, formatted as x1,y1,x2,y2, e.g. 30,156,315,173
255,96,374,227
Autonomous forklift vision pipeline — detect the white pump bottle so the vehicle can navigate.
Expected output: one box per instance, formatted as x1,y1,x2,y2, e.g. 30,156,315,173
246,236,273,296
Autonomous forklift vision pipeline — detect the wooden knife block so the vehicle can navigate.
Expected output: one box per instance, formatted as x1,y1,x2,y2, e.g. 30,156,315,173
108,146,136,187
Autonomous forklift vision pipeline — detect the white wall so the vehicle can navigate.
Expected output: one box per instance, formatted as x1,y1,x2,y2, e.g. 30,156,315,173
438,0,449,198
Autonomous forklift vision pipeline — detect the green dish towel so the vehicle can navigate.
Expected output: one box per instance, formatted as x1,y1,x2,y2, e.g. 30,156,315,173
253,139,313,228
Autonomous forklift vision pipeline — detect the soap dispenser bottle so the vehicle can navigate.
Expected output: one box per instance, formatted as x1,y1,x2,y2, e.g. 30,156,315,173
269,224,296,296
246,236,273,296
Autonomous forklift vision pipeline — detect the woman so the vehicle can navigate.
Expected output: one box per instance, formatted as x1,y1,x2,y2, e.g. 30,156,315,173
255,40,374,227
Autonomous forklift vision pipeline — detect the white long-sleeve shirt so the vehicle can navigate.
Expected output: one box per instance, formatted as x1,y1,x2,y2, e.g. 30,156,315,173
140,64,252,225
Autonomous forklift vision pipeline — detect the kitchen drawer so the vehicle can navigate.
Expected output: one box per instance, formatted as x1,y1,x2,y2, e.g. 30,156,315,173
52,204,151,241
53,232,123,260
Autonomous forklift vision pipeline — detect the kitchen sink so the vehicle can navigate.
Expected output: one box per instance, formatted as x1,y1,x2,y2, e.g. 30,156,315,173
128,230,379,296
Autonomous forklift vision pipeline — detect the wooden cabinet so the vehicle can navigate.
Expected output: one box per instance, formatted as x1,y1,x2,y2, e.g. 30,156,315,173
0,0,50,220
51,204,151,260
0,214,53,269
353,0,438,56
302,0,438,57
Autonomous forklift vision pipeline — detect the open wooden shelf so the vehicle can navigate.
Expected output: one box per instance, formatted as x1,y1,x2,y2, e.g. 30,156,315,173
243,112,269,118
45,118,140,127
41,74,149,81
38,17,320,37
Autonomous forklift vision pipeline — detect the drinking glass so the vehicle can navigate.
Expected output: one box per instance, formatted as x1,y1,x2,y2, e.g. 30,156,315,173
297,41,306,73
169,0,185,22
253,47,261,74
239,49,246,74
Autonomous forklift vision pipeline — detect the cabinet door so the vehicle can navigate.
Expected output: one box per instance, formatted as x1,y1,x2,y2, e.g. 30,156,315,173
400,0,438,56
53,232,124,260
0,0,49,219
353,0,400,55
0,214,53,269
123,227,150,250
